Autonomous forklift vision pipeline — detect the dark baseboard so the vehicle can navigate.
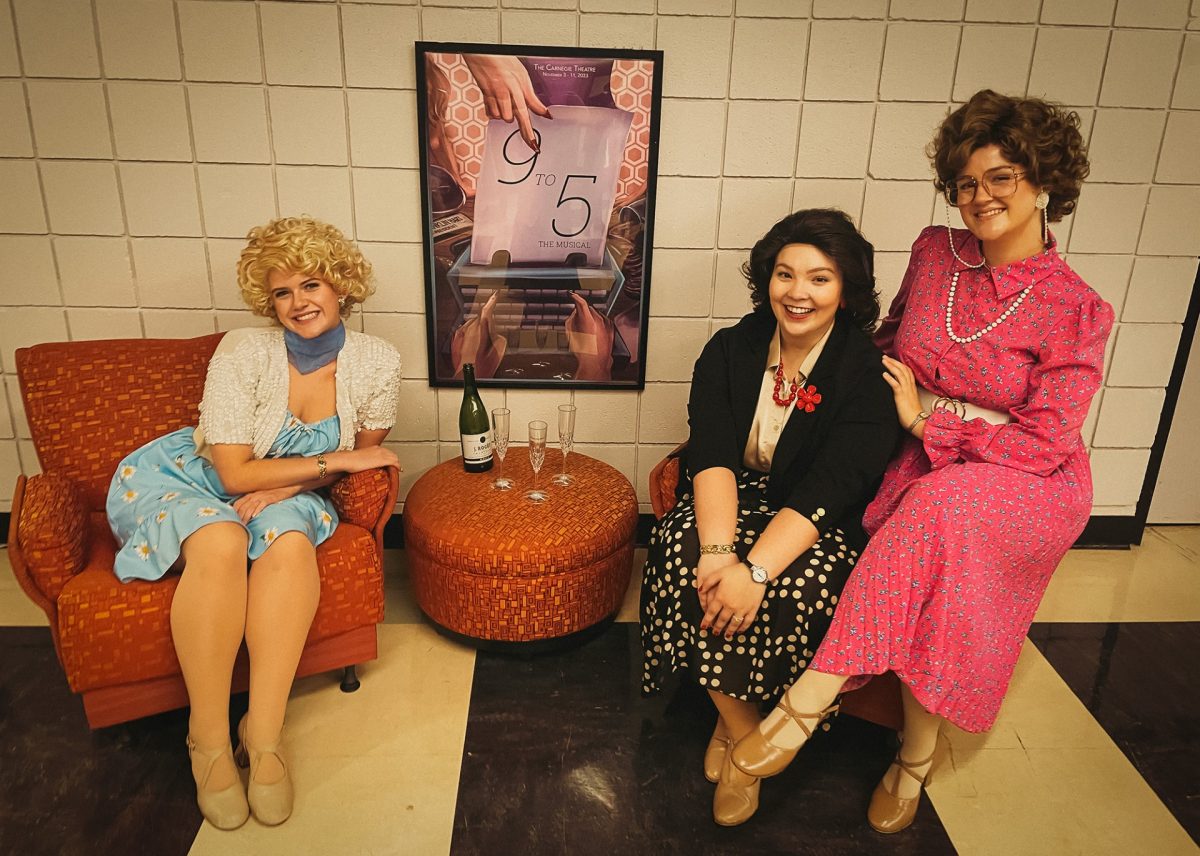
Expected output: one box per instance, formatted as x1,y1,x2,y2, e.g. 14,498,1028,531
378,511,1143,550
0,510,1152,550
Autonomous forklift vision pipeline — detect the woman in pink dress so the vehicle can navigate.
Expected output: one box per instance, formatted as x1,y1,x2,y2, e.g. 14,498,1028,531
729,89,1114,833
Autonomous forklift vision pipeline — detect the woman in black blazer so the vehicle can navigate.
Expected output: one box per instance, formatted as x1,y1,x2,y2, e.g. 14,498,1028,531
640,209,898,826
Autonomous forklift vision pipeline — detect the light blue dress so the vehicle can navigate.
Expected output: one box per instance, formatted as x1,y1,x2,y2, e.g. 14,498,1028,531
106,412,340,583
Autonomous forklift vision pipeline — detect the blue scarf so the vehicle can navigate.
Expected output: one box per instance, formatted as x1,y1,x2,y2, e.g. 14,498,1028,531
284,323,345,374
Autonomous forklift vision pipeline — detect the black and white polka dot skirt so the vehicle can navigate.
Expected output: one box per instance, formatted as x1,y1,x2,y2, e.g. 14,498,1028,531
640,469,860,703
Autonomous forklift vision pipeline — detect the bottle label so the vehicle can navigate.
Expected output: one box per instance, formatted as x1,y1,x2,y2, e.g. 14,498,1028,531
461,430,493,464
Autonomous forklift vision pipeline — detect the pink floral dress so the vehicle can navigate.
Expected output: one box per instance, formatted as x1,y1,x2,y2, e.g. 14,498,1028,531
809,226,1113,732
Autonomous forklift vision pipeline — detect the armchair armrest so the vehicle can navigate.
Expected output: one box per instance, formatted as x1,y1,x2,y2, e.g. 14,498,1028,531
648,443,687,520
329,467,398,547
12,471,91,605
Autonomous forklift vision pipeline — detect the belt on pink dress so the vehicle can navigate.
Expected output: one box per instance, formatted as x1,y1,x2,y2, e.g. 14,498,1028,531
917,386,1012,425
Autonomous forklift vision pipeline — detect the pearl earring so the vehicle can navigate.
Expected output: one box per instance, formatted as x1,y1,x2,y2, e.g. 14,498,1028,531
1035,191,1050,246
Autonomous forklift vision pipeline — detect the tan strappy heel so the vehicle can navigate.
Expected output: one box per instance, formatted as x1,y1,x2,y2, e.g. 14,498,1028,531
704,730,733,784
730,696,839,778
234,714,294,826
186,736,249,830
867,748,935,834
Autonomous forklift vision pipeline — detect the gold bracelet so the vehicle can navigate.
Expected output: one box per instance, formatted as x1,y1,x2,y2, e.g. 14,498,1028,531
317,453,327,479
699,544,735,554
906,411,931,433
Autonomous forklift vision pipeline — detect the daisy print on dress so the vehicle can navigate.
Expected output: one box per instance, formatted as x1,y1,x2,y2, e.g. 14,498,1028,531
121,488,138,503
161,491,179,501
320,511,333,526
119,464,136,480
134,542,154,561
155,510,169,524
174,454,186,468
262,528,279,546
197,506,219,518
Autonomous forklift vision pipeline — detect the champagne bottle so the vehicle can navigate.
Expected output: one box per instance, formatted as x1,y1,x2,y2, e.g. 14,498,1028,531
459,363,493,472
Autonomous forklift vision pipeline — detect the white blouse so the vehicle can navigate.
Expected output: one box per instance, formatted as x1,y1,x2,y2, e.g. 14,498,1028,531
742,323,833,472
194,326,402,460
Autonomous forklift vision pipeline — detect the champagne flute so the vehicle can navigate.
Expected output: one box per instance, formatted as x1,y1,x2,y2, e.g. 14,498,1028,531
524,420,548,503
490,408,513,490
552,404,576,486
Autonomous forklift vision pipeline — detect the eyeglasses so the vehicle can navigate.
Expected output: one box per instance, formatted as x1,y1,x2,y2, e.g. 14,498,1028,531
946,168,1028,205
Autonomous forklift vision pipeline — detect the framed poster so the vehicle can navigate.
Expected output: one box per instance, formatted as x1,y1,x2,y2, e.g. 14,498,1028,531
416,42,664,389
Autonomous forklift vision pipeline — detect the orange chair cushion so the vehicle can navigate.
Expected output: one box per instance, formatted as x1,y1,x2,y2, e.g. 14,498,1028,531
57,516,384,694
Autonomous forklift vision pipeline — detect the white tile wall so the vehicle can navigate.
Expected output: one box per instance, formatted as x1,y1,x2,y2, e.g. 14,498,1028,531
0,236,58,305
96,0,183,81
1156,111,1200,184
1100,30,1182,108
1107,324,1182,387
0,81,33,157
879,22,959,102
348,90,419,169
0,2,1195,520
1068,184,1150,255
54,236,135,307
723,101,800,177
656,16,732,99
189,86,272,164
131,239,211,309
13,0,100,78
1122,258,1198,323
40,162,125,235
1027,28,1109,105
795,102,875,178
27,81,113,159
260,3,344,87
342,5,419,90
1040,0,1116,27
120,162,204,237
0,161,48,234
954,26,1036,103
805,21,886,101
1175,35,1200,110
108,83,193,162
648,249,716,318
177,1,263,84
1092,386,1166,448
729,18,807,100
0,2,20,77
276,167,355,239
579,13,656,50
1086,109,1167,184
965,0,1039,22
1139,186,1200,256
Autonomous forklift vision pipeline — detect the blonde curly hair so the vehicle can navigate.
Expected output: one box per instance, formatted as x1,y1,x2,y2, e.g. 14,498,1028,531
237,216,375,319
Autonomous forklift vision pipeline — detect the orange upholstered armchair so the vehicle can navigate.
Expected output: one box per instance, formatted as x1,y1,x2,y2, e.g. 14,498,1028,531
648,446,903,731
7,333,398,729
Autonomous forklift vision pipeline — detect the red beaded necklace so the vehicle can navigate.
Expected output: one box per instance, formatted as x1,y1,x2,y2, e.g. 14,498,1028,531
772,361,823,412
772,361,800,407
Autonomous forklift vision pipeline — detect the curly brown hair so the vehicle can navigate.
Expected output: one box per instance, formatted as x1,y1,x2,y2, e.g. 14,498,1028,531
743,208,880,335
237,216,374,320
928,90,1089,222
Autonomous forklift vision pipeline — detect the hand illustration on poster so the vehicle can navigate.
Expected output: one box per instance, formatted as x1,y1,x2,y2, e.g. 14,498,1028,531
417,43,664,389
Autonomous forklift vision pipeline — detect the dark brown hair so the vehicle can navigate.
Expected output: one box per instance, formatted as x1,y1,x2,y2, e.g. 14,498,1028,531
928,89,1089,222
743,208,880,334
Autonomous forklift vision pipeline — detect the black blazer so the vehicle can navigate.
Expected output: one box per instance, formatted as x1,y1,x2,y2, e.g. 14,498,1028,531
681,309,899,541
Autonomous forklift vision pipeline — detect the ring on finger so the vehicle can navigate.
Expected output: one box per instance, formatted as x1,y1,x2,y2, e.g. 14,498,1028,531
732,615,743,624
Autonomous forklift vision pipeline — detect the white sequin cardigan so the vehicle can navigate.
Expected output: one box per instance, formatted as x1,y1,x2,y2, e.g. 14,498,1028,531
194,326,402,460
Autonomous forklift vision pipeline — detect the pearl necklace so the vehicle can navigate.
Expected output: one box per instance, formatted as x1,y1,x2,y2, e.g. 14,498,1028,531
945,269,1034,344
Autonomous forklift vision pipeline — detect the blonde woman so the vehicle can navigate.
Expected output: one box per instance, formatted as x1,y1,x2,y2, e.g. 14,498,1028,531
106,217,402,829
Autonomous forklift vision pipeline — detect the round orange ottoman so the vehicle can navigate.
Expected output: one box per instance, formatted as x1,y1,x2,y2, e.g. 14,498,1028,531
403,451,638,644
